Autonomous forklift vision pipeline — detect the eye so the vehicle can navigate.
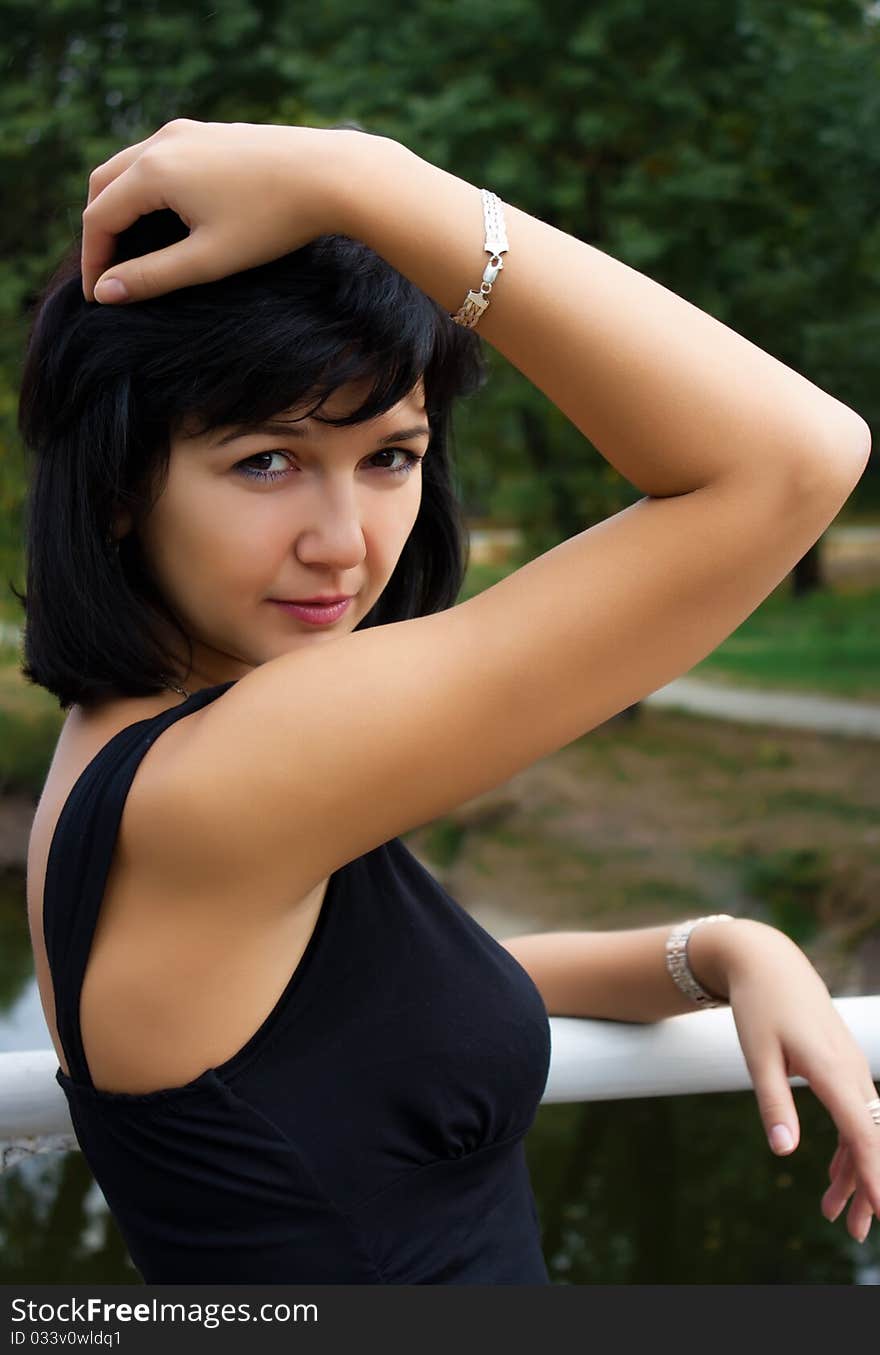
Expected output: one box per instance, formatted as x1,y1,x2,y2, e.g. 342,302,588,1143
233,448,424,483
234,451,292,483
366,448,425,476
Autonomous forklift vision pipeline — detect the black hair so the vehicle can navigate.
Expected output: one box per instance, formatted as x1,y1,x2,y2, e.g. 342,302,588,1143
13,207,488,711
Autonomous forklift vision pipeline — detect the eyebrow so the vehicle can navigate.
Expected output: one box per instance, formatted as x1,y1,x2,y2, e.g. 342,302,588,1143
212,421,432,448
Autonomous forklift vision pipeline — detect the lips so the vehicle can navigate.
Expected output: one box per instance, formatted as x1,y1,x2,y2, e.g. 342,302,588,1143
274,595,352,604
270,597,354,627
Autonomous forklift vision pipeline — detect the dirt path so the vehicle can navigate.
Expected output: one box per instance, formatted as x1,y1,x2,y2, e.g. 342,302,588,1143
644,676,880,738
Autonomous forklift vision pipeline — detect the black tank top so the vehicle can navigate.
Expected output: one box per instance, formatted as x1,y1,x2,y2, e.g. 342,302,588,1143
43,681,552,1284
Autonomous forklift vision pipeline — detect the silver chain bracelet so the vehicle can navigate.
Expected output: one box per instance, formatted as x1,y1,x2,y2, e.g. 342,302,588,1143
451,188,509,330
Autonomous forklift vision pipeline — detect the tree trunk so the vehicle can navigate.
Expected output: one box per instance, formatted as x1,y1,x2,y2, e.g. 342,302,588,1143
791,540,824,597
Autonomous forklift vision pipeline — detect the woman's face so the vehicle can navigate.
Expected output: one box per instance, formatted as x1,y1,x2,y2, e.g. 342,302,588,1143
124,376,430,691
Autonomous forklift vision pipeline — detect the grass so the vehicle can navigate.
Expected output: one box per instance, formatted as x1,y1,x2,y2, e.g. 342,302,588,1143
690,581,880,700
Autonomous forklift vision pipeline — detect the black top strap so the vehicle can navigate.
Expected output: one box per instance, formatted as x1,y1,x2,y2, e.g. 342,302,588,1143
43,682,236,1085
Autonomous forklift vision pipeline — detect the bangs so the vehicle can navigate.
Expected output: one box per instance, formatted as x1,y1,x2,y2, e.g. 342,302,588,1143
116,211,440,444
174,340,430,446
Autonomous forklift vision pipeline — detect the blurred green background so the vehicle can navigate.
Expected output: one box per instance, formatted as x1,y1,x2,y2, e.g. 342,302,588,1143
1,0,878,1285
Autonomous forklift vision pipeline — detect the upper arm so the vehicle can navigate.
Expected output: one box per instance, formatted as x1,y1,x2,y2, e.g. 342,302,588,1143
154,458,859,904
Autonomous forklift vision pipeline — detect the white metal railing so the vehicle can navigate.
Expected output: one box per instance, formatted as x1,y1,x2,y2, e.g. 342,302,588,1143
2,995,878,1173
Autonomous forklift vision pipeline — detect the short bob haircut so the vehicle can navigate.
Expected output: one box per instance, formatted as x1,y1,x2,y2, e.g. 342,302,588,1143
14,206,488,711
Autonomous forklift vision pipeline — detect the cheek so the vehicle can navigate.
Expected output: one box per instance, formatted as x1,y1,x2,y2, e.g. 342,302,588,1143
143,481,259,591
372,489,421,566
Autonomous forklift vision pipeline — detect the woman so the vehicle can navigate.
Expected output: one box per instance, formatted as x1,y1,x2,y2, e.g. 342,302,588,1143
20,119,877,1283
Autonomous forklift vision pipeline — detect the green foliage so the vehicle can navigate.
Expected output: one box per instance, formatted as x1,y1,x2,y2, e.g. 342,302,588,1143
740,846,830,945
0,703,62,797
422,818,467,870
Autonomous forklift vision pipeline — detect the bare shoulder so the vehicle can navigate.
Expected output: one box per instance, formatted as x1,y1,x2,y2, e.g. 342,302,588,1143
141,465,853,909
30,693,210,900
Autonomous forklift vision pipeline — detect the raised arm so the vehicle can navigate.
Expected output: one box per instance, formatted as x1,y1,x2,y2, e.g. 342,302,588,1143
337,130,870,496
85,121,870,491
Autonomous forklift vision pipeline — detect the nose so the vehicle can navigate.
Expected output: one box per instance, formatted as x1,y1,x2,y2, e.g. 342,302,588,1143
294,479,367,573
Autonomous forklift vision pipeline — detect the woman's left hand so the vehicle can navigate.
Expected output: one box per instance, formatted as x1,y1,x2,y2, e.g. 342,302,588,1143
720,921,880,1244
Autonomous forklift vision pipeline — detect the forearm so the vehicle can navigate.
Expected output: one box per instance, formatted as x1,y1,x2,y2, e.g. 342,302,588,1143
333,132,869,498
502,917,796,1023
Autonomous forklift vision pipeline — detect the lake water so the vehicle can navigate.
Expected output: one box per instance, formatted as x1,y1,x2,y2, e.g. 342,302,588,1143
1,869,877,1284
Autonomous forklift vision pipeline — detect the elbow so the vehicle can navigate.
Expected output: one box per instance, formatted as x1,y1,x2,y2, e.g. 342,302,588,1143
790,412,871,501
854,414,872,462
836,410,872,469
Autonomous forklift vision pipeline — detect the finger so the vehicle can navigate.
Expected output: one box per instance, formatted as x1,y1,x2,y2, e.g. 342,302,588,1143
82,123,186,299
822,1143,856,1221
86,137,156,211
828,1139,846,1183
805,1063,880,1216
82,156,180,302
847,1185,875,1244
748,1050,800,1156
83,148,150,301
84,119,187,211
96,227,223,307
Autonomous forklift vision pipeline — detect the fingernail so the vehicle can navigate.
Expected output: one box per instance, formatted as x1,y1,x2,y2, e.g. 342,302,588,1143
770,1124,794,1153
94,278,128,303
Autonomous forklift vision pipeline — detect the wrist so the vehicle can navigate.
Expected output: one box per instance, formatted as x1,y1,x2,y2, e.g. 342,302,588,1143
687,917,795,1002
317,133,489,318
321,128,409,242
